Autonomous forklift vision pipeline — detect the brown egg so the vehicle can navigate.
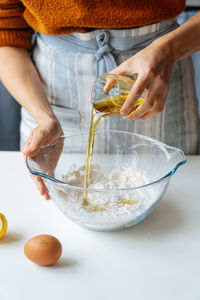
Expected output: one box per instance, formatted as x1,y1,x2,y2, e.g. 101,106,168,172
24,234,62,266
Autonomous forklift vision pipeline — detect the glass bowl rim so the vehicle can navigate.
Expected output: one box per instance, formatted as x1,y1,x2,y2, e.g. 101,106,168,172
26,129,187,192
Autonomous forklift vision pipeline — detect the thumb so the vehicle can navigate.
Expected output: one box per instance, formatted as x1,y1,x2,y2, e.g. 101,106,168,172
103,65,127,92
22,118,62,157
22,128,46,157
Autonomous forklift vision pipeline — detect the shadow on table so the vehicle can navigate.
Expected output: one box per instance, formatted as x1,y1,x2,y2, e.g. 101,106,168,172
50,258,78,269
0,232,22,244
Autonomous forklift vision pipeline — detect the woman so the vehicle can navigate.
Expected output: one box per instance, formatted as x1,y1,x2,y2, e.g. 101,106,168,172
0,1,200,199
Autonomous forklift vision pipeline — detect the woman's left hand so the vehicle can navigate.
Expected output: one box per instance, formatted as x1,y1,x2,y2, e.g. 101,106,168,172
109,38,175,120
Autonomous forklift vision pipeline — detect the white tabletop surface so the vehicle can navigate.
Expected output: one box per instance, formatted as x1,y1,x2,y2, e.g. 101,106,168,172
0,152,200,300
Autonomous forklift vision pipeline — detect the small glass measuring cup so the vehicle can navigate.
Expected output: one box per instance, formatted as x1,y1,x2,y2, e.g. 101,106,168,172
91,73,145,117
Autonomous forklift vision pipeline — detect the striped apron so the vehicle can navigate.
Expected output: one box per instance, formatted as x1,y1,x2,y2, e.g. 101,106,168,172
20,18,199,154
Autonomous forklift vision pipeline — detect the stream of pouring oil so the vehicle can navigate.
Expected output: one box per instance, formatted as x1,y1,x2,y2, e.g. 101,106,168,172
83,94,144,206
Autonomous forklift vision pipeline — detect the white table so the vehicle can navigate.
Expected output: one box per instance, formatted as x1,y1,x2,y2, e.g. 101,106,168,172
0,152,200,300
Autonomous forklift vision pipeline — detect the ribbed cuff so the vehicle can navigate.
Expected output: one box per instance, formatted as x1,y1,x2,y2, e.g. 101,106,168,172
0,29,33,50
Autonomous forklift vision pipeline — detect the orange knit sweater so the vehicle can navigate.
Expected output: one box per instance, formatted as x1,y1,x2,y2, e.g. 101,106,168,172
0,0,185,50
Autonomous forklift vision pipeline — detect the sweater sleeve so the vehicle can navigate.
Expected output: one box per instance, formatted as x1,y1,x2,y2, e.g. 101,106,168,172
0,0,33,50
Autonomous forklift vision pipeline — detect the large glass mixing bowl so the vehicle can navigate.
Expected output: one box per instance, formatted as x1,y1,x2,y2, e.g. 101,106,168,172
26,130,186,231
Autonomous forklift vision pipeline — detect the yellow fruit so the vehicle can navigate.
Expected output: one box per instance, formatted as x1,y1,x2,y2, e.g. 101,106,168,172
0,213,8,238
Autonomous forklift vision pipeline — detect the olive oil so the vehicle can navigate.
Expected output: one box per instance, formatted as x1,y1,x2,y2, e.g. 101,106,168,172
83,111,103,205
93,95,144,117
83,95,144,206
93,95,127,116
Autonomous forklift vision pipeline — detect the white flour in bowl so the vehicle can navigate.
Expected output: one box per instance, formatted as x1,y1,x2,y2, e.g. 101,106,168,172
51,165,159,230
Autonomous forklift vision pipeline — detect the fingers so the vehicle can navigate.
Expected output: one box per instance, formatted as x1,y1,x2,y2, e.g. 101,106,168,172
32,174,51,200
21,126,46,157
120,74,148,116
22,118,62,157
109,63,128,76
44,192,50,200
103,64,128,92
127,85,168,120
106,44,174,120
21,132,34,156
22,129,44,157
107,63,149,116
21,118,62,201
104,77,117,93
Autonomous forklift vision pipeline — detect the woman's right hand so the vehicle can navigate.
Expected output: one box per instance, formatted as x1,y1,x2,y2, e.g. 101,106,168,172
21,117,63,200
